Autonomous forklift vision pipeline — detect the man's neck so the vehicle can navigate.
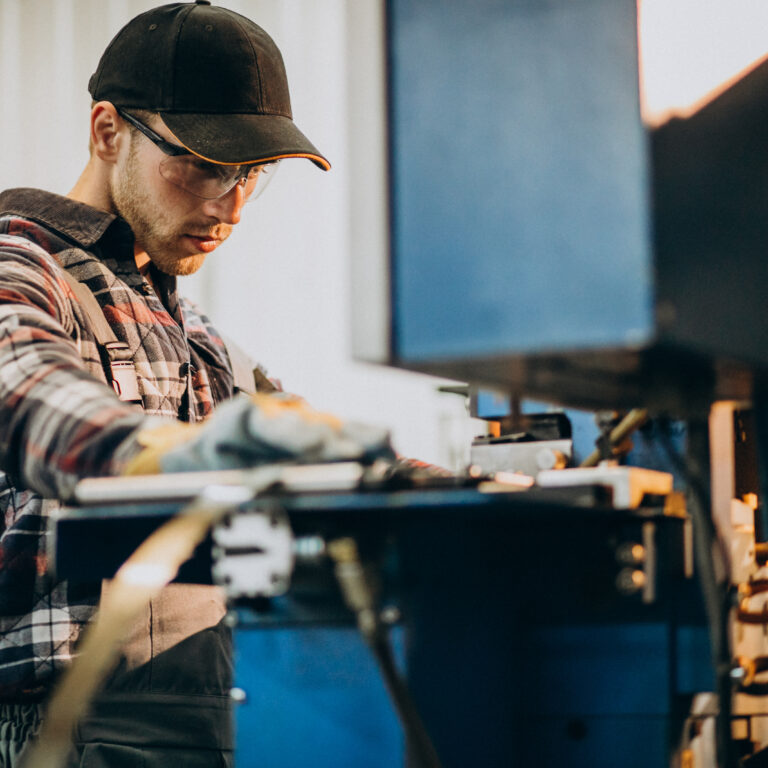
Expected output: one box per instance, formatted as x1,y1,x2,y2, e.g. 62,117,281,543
70,163,154,281
67,163,115,215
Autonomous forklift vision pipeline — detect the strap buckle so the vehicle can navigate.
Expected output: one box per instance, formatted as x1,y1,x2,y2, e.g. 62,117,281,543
105,342,142,403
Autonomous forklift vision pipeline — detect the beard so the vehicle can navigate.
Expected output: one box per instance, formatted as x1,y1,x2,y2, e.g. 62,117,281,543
110,140,230,276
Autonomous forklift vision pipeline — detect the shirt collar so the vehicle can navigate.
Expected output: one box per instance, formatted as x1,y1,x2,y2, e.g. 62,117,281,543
0,187,124,248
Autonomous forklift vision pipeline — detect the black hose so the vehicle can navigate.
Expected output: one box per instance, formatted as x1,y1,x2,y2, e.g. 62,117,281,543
367,629,443,768
329,538,443,768
751,377,768,547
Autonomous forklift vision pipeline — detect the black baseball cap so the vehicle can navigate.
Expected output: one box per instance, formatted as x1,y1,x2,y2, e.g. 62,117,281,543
88,0,330,170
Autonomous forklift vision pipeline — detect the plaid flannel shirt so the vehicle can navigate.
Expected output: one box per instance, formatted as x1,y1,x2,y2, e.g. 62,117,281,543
0,187,236,700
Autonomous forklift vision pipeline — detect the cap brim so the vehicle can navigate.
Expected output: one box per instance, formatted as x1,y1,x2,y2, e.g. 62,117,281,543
160,112,331,170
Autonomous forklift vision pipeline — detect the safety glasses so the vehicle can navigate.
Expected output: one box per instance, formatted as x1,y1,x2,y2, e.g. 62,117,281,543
117,109,279,201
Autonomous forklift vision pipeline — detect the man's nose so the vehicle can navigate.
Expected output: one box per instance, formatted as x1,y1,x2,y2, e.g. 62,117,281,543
203,182,244,225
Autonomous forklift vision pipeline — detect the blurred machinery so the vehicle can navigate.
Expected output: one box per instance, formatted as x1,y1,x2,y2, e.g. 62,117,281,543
353,0,768,415
50,0,768,766
356,0,768,763
56,459,708,768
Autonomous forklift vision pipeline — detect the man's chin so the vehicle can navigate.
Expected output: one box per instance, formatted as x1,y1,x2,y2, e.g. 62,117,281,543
150,252,207,276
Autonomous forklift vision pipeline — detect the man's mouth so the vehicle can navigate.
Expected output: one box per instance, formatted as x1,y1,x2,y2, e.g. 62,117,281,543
184,234,221,253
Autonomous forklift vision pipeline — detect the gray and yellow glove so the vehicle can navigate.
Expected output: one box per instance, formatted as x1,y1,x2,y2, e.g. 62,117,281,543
124,393,395,476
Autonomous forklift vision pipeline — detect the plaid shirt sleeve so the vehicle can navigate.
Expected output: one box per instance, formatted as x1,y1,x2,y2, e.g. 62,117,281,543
0,234,147,500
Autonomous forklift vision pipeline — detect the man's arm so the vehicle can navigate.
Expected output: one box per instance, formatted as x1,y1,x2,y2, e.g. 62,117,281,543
0,234,146,500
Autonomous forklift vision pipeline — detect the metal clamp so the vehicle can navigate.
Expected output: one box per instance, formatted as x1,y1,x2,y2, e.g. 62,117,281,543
212,507,294,598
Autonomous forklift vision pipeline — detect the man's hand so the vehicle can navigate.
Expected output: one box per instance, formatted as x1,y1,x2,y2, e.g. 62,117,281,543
124,393,395,475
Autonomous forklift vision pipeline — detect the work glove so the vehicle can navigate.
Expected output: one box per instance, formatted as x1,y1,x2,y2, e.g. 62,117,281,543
123,393,395,476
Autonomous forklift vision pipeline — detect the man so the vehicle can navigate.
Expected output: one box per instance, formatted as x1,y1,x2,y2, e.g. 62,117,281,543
0,2,386,765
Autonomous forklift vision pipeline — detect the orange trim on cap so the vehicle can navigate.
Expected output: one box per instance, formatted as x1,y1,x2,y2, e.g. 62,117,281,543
165,124,331,171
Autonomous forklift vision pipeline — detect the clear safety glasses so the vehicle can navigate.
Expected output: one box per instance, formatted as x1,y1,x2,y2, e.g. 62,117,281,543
117,109,279,202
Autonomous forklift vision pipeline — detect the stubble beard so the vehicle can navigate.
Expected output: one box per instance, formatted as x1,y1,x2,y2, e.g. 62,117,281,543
110,140,209,277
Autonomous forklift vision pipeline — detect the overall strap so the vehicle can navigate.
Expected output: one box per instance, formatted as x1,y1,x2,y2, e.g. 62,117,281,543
221,334,276,395
59,270,142,404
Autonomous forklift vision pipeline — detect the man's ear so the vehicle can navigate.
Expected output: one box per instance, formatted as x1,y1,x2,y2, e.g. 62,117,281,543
90,102,125,162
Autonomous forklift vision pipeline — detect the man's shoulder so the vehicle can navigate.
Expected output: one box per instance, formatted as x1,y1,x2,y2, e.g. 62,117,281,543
0,188,74,261
0,194,83,302
0,187,69,227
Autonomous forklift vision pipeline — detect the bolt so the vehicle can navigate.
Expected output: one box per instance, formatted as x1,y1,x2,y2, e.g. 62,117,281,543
270,575,287,592
536,448,567,471
616,542,646,565
730,665,747,683
380,606,401,625
616,568,645,595
293,536,326,560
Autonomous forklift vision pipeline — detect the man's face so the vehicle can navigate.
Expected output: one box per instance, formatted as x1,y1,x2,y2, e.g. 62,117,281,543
110,117,243,276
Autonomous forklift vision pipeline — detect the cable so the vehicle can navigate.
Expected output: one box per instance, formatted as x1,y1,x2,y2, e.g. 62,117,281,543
751,378,768,549
328,538,443,768
580,408,649,467
659,422,735,768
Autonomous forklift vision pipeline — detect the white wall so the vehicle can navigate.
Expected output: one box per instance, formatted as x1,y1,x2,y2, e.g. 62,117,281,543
0,0,481,469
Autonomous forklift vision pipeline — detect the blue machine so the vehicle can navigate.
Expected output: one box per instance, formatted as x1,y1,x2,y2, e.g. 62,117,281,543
54,481,713,767
224,489,711,768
